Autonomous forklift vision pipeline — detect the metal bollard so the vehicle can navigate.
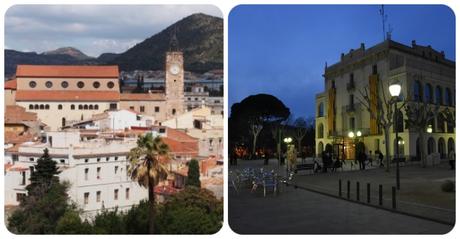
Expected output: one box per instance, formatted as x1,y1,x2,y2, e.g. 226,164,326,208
379,184,383,206
392,186,396,209
339,179,342,197
367,183,371,203
356,181,360,201
347,180,350,199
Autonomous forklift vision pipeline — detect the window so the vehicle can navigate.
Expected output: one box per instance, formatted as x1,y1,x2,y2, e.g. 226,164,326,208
62,117,66,127
93,81,100,88
349,117,355,130
349,94,354,105
126,188,130,200
106,157,110,161
96,191,101,202
97,167,101,179
21,172,26,185
58,104,63,110
424,83,433,103
193,119,202,129
114,189,119,200
435,86,443,105
45,104,50,110
140,106,145,112
60,159,65,164
110,103,117,110
115,157,118,161
16,193,26,202
115,166,119,174
84,105,88,110
85,158,89,163
372,64,378,74
317,123,324,138
445,88,452,106
130,106,135,110
84,192,89,204
29,157,34,162
318,102,324,117
29,104,33,110
61,81,69,88
40,104,44,110
71,104,75,110
45,81,53,88
79,105,83,110
413,81,422,102
77,81,85,88
29,81,37,88
155,106,160,112
94,105,99,110
34,104,39,110
107,82,115,89
172,109,176,115
97,158,101,162
84,168,89,180
89,105,94,110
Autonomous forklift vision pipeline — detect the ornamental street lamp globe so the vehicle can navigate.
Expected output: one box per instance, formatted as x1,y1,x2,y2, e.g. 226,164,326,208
427,125,433,133
389,80,402,97
348,131,355,138
283,137,292,144
356,131,362,137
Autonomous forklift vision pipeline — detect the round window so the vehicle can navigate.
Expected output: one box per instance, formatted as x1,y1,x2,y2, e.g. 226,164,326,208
29,81,37,88
77,81,85,88
93,81,100,88
45,81,53,88
61,81,69,88
107,81,115,89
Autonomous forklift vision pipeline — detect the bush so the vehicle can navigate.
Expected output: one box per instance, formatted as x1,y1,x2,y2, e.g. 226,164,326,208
441,180,455,192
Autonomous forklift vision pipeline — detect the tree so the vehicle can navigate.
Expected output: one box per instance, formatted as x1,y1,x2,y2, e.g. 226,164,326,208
55,210,93,234
404,101,439,167
293,117,308,153
26,148,60,195
156,187,223,234
358,80,399,172
123,200,150,234
186,159,201,188
230,94,290,159
128,133,170,234
92,208,125,234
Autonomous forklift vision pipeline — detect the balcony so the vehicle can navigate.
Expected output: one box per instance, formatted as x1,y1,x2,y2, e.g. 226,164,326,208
346,81,355,91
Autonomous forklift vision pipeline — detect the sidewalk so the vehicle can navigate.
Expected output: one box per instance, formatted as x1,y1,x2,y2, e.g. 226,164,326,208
229,158,455,224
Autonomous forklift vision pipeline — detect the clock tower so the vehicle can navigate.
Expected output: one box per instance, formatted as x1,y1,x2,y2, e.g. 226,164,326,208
165,30,184,119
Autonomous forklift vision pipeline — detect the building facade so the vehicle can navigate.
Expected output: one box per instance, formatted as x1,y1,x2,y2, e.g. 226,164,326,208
315,40,455,161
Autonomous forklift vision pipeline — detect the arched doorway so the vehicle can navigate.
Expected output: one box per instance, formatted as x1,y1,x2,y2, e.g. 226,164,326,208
438,138,446,159
448,138,455,153
317,142,324,157
427,137,435,155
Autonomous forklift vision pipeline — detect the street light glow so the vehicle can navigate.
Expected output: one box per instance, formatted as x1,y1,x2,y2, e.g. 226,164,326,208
356,131,362,137
348,131,355,138
427,125,433,133
283,137,292,144
389,81,402,97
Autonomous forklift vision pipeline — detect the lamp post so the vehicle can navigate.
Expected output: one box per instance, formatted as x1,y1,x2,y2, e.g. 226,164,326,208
389,80,402,190
283,137,293,176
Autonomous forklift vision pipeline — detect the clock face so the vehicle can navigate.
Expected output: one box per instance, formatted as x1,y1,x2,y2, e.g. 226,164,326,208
169,64,180,75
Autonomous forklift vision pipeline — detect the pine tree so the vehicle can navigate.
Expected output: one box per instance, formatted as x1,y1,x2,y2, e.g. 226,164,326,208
26,148,60,195
186,159,201,188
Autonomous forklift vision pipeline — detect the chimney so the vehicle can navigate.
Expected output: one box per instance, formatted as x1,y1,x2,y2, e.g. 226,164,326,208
411,40,416,48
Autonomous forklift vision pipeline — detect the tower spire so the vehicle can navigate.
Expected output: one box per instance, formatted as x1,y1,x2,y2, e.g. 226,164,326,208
169,26,179,51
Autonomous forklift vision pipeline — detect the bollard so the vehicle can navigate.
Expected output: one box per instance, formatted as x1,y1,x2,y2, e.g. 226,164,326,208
379,184,383,206
367,183,371,203
356,182,360,201
392,186,396,209
347,180,350,199
339,179,342,197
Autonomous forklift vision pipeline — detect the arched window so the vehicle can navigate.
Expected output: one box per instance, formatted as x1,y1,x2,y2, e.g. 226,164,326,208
413,81,422,101
435,86,443,105
437,114,445,133
45,104,50,110
94,105,99,110
427,137,436,155
34,104,39,110
445,88,452,106
317,142,324,157
58,104,63,110
448,138,455,153
29,104,33,110
438,138,446,159
79,105,83,110
39,104,44,110
172,109,176,115
71,104,75,110
89,105,94,110
318,102,324,117
317,123,324,138
424,83,433,103
84,105,88,110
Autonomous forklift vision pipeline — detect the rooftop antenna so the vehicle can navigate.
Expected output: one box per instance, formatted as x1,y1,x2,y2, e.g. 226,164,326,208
379,5,387,41
387,24,393,40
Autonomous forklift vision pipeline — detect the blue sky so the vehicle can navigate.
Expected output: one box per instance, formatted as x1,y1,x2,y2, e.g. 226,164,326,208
229,5,455,118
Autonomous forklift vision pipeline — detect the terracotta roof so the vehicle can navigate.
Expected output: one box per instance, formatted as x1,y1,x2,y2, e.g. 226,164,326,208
16,90,120,101
16,65,119,78
120,93,165,101
162,137,198,156
5,105,37,124
5,79,17,90
166,128,198,142
154,185,179,196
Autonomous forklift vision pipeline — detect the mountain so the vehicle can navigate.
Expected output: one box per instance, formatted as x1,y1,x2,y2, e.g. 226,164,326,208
109,13,223,73
42,47,93,60
4,13,223,78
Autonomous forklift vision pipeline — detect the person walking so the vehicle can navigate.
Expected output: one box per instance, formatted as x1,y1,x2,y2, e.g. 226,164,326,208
376,150,384,168
448,149,455,170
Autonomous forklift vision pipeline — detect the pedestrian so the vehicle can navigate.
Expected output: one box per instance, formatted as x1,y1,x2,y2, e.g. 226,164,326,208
358,151,366,170
376,150,384,167
448,149,455,170
321,151,328,173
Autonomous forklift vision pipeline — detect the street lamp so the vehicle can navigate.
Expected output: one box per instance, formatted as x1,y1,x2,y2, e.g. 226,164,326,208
283,137,293,176
348,131,355,138
356,131,362,137
427,124,433,133
389,80,402,190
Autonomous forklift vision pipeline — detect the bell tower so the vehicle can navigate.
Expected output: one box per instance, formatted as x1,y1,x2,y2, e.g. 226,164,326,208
165,27,184,119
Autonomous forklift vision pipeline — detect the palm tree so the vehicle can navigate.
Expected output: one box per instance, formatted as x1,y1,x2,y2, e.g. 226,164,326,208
128,133,170,234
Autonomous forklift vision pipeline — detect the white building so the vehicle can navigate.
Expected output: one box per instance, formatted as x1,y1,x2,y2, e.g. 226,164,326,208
70,109,155,131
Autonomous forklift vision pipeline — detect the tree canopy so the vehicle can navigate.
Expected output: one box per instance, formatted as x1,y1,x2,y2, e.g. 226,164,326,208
186,159,201,188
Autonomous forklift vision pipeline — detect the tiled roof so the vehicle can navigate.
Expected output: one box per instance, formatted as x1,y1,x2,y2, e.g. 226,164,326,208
166,128,198,142
154,185,179,196
16,65,119,78
162,137,198,156
5,105,37,124
16,90,120,101
4,79,17,90
5,132,35,144
120,93,165,101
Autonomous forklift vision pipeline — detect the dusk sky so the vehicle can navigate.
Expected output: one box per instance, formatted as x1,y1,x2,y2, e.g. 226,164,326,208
229,5,455,119
5,5,222,57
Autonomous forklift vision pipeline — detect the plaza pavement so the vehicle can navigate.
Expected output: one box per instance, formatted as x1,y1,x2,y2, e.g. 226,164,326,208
228,158,455,234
